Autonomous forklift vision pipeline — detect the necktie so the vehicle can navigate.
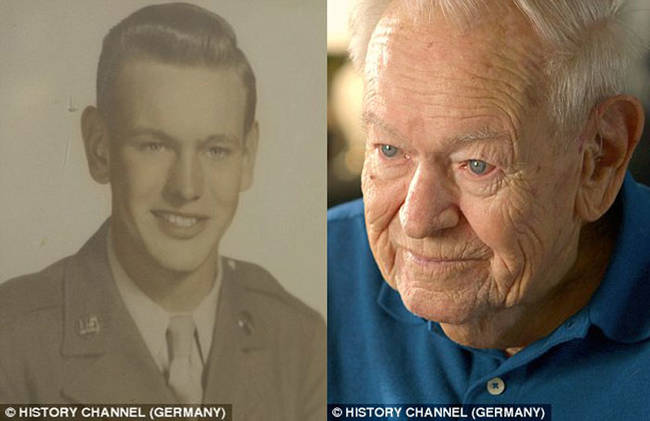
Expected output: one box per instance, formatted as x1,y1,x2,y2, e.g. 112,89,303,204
166,315,203,404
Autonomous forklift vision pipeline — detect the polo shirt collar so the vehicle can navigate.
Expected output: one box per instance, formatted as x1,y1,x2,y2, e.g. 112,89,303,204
586,173,650,343
377,281,424,325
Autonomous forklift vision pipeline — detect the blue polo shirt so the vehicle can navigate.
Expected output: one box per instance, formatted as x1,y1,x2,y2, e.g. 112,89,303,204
328,174,650,420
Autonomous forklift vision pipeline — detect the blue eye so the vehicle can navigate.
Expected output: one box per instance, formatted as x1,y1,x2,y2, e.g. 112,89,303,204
380,144,399,158
468,159,488,175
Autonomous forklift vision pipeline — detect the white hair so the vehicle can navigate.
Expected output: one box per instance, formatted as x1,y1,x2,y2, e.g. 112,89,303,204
349,0,641,133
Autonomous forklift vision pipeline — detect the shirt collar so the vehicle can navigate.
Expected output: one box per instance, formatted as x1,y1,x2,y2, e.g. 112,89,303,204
107,230,222,366
377,282,425,325
586,173,650,343
193,263,221,361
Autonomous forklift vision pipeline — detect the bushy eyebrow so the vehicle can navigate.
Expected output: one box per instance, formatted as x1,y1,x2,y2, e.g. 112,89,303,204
362,112,409,144
125,127,240,146
362,112,510,146
452,127,510,144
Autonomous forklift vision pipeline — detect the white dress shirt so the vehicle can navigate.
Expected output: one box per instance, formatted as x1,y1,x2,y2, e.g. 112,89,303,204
107,231,221,376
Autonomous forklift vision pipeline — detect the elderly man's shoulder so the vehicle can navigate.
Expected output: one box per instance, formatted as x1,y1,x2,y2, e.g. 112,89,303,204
328,198,367,244
328,198,364,222
327,198,382,311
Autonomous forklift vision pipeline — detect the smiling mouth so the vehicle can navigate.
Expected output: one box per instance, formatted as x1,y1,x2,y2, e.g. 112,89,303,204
404,249,485,265
151,211,206,228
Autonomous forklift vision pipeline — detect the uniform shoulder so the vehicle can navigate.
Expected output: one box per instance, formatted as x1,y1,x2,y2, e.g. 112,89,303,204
328,198,364,223
223,257,322,323
0,258,67,321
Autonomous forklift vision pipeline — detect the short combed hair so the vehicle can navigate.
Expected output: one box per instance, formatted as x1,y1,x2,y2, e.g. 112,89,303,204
349,0,640,133
97,2,256,131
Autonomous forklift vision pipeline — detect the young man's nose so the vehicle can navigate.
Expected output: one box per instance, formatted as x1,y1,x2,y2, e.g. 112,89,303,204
164,151,204,203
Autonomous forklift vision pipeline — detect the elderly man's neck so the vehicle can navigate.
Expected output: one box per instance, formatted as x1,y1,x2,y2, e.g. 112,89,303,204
440,210,618,356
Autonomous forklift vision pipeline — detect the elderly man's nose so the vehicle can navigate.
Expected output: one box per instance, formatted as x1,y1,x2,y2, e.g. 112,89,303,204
399,168,460,238
165,152,203,202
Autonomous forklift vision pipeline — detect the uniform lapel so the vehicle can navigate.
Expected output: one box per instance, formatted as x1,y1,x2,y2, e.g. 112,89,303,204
203,258,273,418
60,222,176,404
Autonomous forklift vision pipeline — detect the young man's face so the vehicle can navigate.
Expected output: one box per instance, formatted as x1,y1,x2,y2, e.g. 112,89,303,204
106,60,256,275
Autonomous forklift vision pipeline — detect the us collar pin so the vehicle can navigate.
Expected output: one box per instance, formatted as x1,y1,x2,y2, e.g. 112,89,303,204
77,315,101,336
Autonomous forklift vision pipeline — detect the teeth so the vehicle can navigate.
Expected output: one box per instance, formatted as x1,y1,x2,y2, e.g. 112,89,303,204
161,213,198,227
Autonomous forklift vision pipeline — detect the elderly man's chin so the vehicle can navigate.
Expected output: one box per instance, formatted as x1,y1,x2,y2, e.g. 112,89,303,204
389,257,494,325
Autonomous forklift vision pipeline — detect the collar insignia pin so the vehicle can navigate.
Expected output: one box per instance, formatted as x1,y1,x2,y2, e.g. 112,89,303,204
237,311,254,336
77,315,101,336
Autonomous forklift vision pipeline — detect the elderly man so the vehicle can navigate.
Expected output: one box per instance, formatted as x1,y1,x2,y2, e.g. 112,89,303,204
0,3,324,419
328,0,649,418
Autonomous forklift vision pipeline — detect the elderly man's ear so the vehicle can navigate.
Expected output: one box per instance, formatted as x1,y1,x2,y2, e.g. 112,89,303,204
576,95,645,222
81,106,111,184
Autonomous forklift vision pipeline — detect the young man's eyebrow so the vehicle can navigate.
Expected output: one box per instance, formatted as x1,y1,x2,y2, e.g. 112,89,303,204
125,127,176,143
126,128,239,145
201,134,240,145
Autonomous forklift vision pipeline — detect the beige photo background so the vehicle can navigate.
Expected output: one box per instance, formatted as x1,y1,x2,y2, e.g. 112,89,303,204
0,0,326,317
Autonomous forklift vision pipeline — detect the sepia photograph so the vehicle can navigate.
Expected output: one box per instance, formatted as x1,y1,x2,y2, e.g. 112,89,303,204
0,1,325,418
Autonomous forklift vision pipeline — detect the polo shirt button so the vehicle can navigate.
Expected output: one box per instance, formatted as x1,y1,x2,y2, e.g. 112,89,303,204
487,377,506,395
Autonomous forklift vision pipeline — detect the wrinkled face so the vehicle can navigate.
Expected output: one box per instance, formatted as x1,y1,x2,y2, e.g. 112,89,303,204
108,60,255,274
362,7,585,324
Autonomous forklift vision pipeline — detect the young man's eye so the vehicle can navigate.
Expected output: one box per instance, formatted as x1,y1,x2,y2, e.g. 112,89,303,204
142,142,165,152
207,146,231,159
380,144,400,158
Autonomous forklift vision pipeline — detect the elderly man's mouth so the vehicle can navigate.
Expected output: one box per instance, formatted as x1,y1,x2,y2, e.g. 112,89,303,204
403,249,485,267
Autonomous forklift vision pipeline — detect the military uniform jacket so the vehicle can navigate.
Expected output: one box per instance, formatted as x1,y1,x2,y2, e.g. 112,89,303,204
0,223,325,421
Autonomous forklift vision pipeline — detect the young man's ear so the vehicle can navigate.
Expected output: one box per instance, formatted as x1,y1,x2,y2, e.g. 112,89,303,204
239,121,259,192
81,106,111,184
575,95,645,222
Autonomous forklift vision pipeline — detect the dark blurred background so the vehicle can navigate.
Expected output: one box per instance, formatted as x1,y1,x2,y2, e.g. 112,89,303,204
327,1,650,208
